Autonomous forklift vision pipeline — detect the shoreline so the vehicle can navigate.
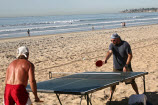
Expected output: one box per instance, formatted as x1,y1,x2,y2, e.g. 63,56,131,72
1,23,158,41
0,24,158,105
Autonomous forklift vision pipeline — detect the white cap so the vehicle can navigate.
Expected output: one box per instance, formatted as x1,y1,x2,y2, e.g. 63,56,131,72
17,46,29,58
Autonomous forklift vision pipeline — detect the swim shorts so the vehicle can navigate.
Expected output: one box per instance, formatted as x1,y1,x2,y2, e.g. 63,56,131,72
4,84,32,105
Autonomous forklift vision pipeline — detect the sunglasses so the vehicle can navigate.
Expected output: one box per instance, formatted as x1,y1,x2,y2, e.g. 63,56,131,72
111,39,116,42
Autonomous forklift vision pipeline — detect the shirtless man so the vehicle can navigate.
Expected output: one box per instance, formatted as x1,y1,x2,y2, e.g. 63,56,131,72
4,46,40,105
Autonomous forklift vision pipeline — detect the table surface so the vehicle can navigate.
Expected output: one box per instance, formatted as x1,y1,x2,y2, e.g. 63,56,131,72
26,72,148,95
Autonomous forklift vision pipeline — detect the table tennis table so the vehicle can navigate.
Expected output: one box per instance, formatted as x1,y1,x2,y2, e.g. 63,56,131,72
26,72,148,105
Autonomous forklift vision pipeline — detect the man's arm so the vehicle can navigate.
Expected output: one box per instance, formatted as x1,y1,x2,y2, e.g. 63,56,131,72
5,68,9,84
105,50,113,63
123,53,133,72
126,53,132,65
28,63,40,102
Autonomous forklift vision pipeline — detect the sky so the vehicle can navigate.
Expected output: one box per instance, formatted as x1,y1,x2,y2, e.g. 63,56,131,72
0,0,158,17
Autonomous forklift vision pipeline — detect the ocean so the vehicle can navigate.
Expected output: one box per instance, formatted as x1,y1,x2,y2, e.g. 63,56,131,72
0,12,158,39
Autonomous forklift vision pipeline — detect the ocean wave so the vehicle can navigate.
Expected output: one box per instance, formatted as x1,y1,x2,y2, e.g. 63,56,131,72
1,17,158,34
1,16,158,28
0,20,80,27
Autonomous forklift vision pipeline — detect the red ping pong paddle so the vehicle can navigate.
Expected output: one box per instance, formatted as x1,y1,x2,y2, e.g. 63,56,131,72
95,60,103,67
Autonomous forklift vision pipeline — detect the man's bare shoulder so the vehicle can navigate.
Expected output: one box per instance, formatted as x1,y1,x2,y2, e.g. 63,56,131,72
9,59,34,68
11,59,29,63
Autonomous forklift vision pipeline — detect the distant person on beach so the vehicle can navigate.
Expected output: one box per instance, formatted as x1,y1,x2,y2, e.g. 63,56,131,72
4,46,41,105
92,26,94,31
104,33,139,99
121,22,126,27
27,29,30,37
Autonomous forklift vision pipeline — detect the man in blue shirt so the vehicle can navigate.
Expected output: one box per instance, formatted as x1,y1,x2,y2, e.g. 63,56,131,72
105,33,139,99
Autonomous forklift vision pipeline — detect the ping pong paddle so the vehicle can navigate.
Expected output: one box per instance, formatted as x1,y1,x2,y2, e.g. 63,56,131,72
95,60,103,67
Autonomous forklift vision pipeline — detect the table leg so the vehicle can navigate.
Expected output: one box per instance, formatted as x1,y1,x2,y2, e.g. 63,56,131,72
109,91,114,105
143,75,146,94
86,94,92,105
56,93,62,105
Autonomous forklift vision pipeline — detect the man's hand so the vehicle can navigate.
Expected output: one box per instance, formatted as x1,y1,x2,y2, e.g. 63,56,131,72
123,66,127,72
35,97,40,102
105,60,107,64
123,64,129,72
34,97,43,102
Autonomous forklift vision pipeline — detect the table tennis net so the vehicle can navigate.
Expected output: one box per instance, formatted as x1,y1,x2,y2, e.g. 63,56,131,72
49,72,132,80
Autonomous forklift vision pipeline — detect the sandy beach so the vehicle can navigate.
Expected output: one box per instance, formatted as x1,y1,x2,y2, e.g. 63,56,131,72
0,24,158,105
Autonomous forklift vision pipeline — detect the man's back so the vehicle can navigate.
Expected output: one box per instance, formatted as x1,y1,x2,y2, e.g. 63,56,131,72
4,46,40,105
5,59,33,87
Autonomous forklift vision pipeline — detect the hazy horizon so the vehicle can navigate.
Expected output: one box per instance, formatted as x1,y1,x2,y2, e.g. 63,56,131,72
0,0,158,18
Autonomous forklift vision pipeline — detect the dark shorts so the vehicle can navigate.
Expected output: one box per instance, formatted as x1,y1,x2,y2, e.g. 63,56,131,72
113,67,135,84
4,84,29,105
